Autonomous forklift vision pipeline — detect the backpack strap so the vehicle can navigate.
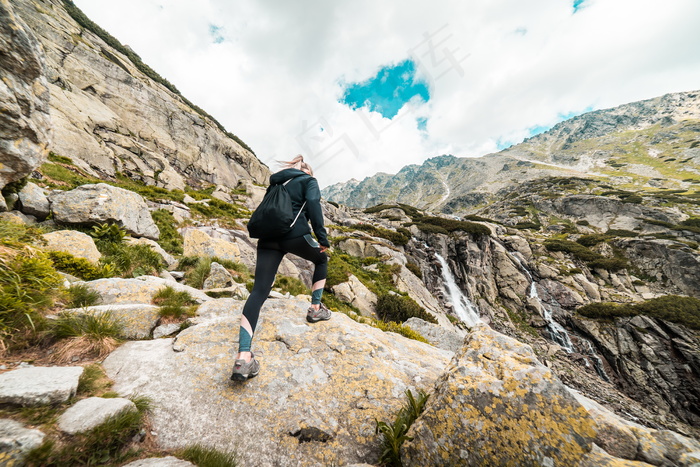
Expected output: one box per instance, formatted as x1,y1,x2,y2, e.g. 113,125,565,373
282,175,307,227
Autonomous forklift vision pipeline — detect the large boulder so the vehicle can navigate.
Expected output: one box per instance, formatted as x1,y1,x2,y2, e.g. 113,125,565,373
202,262,234,290
42,229,101,264
402,324,596,466
0,0,52,191
181,228,240,262
103,298,452,466
49,184,160,240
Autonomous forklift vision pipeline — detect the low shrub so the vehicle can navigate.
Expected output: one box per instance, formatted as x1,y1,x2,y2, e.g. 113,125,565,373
544,239,600,262
587,256,629,271
414,223,449,235
376,293,437,324
513,221,541,230
576,220,590,226
375,389,429,466
353,224,410,246
374,320,429,343
576,234,610,247
48,250,114,280
605,229,639,237
405,261,422,279
577,295,700,330
415,216,491,236
99,242,164,278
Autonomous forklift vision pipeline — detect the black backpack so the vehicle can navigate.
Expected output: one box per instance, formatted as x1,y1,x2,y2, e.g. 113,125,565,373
247,177,306,239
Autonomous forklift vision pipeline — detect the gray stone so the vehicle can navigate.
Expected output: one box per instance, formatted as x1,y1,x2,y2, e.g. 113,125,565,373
405,318,464,353
0,0,52,191
18,182,50,220
63,304,161,340
42,229,101,264
121,457,195,467
0,366,83,406
103,298,452,467
58,397,137,434
153,323,181,339
50,184,160,239
202,262,234,290
0,418,45,465
79,276,211,305
0,210,34,224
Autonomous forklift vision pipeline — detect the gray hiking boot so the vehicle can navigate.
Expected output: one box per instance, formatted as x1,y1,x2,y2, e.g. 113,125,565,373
230,354,260,381
306,303,331,323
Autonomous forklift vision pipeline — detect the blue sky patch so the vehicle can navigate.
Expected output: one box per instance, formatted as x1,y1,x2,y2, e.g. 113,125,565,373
209,24,225,44
340,60,430,119
573,0,588,13
416,117,428,132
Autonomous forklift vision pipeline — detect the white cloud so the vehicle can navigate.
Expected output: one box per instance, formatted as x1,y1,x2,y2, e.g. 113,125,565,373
73,0,700,187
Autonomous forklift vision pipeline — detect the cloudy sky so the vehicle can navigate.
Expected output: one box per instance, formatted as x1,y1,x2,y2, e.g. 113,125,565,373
73,0,700,188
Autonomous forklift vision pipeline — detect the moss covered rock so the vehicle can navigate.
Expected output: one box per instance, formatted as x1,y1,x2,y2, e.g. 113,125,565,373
403,324,596,466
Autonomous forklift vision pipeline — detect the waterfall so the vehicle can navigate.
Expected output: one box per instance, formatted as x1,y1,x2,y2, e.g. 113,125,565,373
528,278,575,353
581,338,610,382
435,253,480,327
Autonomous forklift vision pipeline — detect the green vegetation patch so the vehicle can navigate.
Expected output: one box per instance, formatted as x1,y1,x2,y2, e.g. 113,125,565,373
376,293,437,324
152,286,198,318
273,276,310,296
353,223,410,246
48,250,115,280
151,209,184,255
577,295,700,330
375,389,429,466
544,239,628,271
413,216,491,236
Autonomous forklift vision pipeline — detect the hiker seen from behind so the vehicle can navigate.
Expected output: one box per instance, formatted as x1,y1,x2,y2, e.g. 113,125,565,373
231,155,331,381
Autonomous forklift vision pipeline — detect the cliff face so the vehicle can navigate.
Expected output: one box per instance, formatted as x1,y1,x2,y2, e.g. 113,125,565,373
12,0,270,191
323,90,700,213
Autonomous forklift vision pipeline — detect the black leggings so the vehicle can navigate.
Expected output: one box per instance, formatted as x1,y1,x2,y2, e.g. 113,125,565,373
242,235,328,334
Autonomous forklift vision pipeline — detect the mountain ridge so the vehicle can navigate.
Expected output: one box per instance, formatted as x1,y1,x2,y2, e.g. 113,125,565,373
323,89,700,213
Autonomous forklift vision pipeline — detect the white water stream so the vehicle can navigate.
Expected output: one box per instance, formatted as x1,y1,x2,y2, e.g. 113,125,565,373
435,253,480,327
528,281,574,353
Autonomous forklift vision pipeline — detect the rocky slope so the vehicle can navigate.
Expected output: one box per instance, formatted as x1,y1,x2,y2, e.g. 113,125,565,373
323,90,700,213
10,0,269,191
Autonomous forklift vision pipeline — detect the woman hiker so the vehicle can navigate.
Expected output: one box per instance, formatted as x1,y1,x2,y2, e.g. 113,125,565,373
231,155,331,381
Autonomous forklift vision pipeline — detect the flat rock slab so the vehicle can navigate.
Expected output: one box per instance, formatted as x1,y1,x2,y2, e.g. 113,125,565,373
80,276,211,305
64,304,161,340
122,456,195,466
103,298,452,467
58,397,136,434
0,366,83,406
153,323,181,339
0,418,45,465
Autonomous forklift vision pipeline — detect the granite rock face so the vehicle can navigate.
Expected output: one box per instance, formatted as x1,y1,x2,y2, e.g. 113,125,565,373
12,0,269,190
103,298,453,467
50,183,160,239
0,0,52,190
17,181,50,220
181,228,240,262
79,276,211,305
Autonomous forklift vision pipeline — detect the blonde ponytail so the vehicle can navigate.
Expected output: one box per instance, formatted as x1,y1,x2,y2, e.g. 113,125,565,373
278,154,314,176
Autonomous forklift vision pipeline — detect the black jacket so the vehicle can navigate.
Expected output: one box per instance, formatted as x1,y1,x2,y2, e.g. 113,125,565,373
268,168,330,247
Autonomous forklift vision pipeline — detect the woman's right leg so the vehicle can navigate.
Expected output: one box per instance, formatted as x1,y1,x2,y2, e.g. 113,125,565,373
237,243,284,361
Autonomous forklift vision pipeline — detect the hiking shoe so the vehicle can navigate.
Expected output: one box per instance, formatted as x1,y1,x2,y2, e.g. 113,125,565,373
230,355,260,381
306,303,331,323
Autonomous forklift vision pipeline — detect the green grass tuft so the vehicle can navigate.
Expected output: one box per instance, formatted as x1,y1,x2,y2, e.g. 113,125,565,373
151,209,184,254
177,444,238,467
66,284,101,308
152,286,198,319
